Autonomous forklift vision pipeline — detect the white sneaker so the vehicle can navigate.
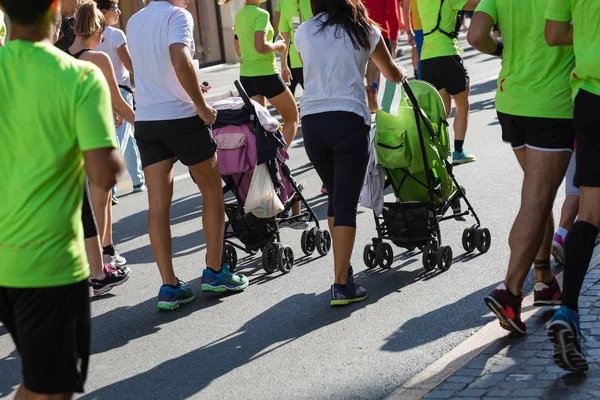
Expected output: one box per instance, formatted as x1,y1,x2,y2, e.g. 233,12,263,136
103,251,127,267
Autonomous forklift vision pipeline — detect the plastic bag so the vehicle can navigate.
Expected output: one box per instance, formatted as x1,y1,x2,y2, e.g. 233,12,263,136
244,163,284,218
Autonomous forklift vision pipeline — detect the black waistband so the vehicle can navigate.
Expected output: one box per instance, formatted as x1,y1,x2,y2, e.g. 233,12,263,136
118,85,134,95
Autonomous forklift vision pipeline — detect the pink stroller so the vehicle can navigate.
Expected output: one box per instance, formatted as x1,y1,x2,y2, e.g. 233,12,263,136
211,81,331,275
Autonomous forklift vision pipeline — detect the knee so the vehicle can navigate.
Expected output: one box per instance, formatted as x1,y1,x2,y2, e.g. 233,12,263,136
281,105,299,125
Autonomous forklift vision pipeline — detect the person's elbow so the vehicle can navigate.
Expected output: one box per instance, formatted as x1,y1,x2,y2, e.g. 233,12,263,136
84,148,125,191
383,66,405,84
467,29,484,49
169,44,192,73
254,42,268,54
545,25,561,46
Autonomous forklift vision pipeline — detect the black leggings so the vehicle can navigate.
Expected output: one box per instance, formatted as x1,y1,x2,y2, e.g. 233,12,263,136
289,67,304,96
302,111,370,228
82,181,98,239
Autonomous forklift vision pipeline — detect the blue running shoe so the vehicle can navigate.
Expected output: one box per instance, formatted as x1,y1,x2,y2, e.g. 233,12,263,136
201,264,249,293
157,280,195,311
548,306,588,373
452,150,477,165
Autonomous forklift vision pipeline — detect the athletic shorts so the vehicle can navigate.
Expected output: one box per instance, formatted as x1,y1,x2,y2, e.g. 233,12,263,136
420,55,469,95
565,151,580,197
0,280,90,394
497,112,574,152
573,89,600,187
240,74,287,99
134,116,217,169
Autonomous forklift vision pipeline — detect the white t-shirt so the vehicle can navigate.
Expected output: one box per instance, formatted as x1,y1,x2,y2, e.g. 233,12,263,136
126,1,196,121
294,14,381,125
96,26,131,87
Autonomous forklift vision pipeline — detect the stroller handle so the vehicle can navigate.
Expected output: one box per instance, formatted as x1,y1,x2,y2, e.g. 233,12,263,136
234,80,254,109
401,81,420,110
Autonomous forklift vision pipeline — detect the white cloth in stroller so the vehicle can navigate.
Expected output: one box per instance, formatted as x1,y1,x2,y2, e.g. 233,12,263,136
211,97,281,133
360,124,385,216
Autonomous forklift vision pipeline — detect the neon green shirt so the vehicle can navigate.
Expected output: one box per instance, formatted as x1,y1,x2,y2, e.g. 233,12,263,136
0,10,7,43
418,0,467,60
0,41,117,288
236,5,278,77
546,0,600,98
279,0,313,69
477,0,574,118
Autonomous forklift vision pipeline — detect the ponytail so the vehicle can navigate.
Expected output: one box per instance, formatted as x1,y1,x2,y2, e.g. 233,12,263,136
74,0,106,39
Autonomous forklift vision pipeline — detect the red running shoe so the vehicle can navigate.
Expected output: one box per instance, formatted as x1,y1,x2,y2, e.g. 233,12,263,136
533,275,562,306
484,283,526,335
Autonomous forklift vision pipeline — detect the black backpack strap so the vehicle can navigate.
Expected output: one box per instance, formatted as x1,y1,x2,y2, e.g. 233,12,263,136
423,0,460,40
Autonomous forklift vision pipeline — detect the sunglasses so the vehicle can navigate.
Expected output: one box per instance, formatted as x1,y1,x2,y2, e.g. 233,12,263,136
109,5,120,11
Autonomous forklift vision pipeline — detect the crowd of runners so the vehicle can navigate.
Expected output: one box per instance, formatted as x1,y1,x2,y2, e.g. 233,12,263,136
0,0,599,397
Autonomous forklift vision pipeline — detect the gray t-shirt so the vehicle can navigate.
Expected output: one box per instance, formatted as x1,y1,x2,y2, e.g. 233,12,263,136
295,14,381,125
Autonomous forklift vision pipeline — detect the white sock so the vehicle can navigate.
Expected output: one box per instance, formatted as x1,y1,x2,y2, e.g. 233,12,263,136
557,227,568,241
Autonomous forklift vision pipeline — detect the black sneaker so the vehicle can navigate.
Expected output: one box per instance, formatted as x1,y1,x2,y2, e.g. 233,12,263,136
330,268,368,307
91,265,130,296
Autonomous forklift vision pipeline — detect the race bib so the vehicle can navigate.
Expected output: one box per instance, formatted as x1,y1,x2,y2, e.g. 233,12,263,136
292,16,301,31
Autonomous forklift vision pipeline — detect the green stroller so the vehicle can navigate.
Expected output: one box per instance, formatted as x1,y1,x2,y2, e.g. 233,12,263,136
363,80,491,273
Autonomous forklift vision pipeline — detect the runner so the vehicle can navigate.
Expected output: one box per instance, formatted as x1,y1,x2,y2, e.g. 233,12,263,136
551,149,579,265
278,0,312,95
545,0,600,373
0,0,123,397
467,0,574,335
95,0,146,195
127,0,249,311
417,0,479,164
404,0,424,79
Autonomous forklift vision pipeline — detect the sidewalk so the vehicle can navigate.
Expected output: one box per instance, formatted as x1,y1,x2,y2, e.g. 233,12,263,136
393,248,600,400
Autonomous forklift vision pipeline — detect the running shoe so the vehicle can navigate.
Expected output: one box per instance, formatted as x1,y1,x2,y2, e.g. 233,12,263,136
330,280,368,307
452,150,477,165
201,264,249,293
157,279,195,311
548,306,588,373
551,234,565,265
112,194,118,206
103,249,127,267
321,185,327,195
132,183,146,193
91,264,130,296
280,217,309,230
484,282,526,335
533,276,562,306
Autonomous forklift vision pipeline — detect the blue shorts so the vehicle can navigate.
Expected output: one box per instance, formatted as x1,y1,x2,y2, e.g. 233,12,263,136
414,30,424,79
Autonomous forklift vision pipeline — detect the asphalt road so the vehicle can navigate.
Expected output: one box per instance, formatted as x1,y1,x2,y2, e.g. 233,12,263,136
0,43,569,399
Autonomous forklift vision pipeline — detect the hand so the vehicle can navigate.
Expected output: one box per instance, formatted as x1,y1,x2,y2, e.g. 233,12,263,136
281,66,292,85
197,104,217,126
407,30,415,47
399,22,407,36
399,65,409,83
114,112,124,128
274,40,287,54
201,84,212,94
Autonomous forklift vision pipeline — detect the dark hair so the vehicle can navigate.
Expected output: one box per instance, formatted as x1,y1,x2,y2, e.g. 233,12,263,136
94,0,117,11
75,0,106,38
0,0,57,25
310,0,376,51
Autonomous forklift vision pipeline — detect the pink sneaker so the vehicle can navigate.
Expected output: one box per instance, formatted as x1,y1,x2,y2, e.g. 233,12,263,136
551,234,565,265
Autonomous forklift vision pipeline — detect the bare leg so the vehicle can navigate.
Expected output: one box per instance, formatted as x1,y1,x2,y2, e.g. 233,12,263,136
15,385,72,400
558,194,580,231
103,200,113,248
188,154,225,271
411,47,419,74
89,185,110,246
452,88,471,142
145,158,177,286
268,87,299,150
534,215,556,283
439,88,452,118
85,235,104,279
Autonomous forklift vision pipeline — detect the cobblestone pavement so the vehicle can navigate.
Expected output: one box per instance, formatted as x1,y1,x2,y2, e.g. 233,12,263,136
425,264,600,400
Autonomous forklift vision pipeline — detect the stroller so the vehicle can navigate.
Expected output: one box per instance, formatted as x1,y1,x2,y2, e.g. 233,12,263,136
210,80,331,275
362,80,491,273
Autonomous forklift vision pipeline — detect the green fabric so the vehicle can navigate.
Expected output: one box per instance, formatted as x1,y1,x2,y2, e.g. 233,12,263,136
279,0,313,69
418,0,467,60
0,41,117,288
236,5,278,77
546,0,600,98
0,10,6,43
475,0,574,118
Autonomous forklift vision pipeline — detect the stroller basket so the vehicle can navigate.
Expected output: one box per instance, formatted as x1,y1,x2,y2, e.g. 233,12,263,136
382,202,431,247
225,203,277,250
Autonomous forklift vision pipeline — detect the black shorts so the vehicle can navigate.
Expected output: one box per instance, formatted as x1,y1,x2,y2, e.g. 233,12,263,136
497,112,574,152
134,116,217,169
420,55,470,95
384,38,392,51
240,74,287,99
574,89,600,187
0,280,90,394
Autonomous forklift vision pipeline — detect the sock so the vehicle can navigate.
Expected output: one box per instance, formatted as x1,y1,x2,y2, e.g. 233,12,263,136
561,221,599,312
95,271,107,281
557,227,568,241
103,244,115,256
455,139,464,153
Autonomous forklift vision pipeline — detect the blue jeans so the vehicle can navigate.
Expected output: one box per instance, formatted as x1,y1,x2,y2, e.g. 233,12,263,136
117,87,144,187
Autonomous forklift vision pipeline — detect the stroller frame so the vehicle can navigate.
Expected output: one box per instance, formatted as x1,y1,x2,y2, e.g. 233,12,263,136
364,81,491,273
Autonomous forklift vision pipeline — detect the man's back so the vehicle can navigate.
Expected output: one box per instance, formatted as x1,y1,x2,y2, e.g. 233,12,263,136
127,1,197,121
0,40,116,288
418,0,466,59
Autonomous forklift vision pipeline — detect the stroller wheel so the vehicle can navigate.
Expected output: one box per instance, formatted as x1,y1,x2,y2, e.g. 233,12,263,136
363,244,378,269
475,228,492,253
436,245,453,271
462,227,476,253
223,244,238,273
376,243,394,269
315,229,332,257
422,245,436,272
301,227,318,256
262,243,278,274
277,246,295,274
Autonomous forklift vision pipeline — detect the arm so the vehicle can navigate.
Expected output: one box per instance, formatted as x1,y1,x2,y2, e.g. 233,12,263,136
462,0,480,11
117,43,134,74
84,148,124,190
169,43,217,125
398,0,406,34
254,31,286,54
403,0,415,46
234,35,241,57
545,20,573,46
84,52,135,124
273,11,281,37
370,38,408,83
280,31,292,83
467,11,500,55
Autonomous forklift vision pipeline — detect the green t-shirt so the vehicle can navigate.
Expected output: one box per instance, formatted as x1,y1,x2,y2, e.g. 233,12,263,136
418,0,467,60
0,41,117,288
0,10,7,43
476,0,574,118
236,5,278,77
546,0,600,98
279,0,313,69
